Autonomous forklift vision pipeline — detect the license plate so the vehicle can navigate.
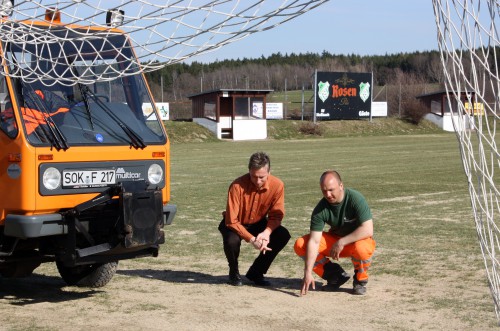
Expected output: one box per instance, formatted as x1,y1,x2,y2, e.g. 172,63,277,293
63,169,116,188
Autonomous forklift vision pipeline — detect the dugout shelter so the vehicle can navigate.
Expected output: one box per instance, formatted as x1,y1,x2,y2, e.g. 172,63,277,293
417,90,478,132
189,89,273,140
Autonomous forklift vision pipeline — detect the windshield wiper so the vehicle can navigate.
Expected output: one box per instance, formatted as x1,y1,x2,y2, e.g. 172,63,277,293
80,85,147,149
22,84,69,151
70,65,95,130
9,44,68,150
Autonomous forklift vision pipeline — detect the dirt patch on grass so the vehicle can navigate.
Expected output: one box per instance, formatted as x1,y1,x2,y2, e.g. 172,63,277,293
0,251,497,331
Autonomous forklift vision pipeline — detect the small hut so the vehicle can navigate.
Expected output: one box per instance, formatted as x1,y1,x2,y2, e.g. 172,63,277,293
188,89,273,140
417,90,478,132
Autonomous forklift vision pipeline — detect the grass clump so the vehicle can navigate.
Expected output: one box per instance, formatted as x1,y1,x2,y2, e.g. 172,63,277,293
298,122,323,136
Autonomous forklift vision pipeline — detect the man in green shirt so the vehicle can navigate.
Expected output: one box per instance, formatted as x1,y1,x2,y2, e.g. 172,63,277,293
294,170,376,295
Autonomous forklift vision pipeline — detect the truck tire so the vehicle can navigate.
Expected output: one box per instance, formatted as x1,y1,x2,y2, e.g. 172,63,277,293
56,261,118,288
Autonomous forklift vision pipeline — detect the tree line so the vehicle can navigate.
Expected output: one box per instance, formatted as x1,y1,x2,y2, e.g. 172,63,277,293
145,50,447,121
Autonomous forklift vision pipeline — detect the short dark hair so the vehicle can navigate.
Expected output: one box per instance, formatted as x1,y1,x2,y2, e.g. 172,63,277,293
320,170,342,184
248,152,271,171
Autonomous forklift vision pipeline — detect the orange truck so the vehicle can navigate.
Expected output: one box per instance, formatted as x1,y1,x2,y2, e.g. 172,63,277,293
0,11,176,287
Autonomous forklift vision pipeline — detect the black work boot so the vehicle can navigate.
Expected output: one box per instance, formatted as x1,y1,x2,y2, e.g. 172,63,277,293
352,270,368,295
245,266,271,286
320,262,350,291
228,267,243,286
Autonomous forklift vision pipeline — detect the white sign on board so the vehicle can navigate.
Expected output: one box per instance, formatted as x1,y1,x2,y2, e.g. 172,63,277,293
142,103,170,121
252,102,283,119
371,102,387,117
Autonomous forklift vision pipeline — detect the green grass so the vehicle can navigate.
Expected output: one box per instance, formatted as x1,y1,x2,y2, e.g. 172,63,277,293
162,120,221,144
166,133,476,269
167,119,481,277
267,90,315,104
163,117,445,143
268,117,443,139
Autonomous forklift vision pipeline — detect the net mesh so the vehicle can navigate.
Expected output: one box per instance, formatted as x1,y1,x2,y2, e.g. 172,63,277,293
0,0,328,85
433,0,500,321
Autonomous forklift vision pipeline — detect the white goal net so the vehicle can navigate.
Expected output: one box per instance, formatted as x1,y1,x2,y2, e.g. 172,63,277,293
0,0,328,85
433,0,500,322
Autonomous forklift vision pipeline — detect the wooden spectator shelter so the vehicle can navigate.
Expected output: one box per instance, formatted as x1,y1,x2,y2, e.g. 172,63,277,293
188,89,273,140
417,90,478,131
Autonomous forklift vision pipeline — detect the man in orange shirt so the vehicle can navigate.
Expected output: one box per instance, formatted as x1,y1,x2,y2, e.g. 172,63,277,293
218,152,291,286
22,89,70,135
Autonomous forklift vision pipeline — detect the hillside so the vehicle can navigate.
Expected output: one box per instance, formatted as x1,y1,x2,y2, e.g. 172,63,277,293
163,118,447,144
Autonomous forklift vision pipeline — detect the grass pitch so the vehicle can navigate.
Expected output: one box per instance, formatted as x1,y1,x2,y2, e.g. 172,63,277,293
167,133,479,272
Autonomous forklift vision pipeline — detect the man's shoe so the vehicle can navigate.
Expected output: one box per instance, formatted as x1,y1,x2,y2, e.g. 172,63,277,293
245,271,271,286
228,271,243,286
320,272,350,291
352,283,367,295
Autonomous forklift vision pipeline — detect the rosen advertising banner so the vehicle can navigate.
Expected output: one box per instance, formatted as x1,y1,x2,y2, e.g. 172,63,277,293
315,71,372,120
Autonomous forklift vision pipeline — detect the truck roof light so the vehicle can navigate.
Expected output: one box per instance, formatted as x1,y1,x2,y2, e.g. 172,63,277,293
45,7,61,23
106,9,124,27
0,0,14,18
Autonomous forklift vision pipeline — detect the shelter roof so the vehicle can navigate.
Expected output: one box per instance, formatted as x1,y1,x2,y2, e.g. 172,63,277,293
188,89,274,99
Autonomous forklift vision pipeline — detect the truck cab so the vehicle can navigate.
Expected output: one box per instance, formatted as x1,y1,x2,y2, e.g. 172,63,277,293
0,14,176,287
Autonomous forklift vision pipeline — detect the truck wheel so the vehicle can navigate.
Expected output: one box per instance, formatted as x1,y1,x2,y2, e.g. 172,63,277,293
56,261,118,288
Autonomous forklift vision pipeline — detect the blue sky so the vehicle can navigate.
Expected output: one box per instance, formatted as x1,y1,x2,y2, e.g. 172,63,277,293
191,0,437,63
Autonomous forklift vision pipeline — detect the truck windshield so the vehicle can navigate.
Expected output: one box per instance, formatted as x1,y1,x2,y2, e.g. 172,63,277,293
3,26,166,148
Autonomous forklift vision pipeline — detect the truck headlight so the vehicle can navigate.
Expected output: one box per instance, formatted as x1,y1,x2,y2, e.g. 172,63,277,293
43,167,61,190
148,163,163,185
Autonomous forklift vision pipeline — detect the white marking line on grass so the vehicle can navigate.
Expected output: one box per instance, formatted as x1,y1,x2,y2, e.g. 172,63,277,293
377,191,451,202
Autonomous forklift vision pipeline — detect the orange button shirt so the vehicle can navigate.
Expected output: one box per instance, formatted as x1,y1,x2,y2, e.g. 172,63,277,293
225,173,285,242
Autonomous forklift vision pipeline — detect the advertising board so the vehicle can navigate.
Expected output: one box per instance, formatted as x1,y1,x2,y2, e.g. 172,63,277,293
315,71,372,120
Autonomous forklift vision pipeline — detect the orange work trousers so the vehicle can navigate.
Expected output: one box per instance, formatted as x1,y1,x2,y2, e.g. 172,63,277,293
294,232,376,282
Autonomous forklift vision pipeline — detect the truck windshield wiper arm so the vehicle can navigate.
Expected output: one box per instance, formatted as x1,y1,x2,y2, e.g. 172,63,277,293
23,85,69,151
80,85,146,149
70,65,95,130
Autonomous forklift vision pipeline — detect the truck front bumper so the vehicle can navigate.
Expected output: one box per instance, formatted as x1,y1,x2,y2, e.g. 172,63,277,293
4,204,177,240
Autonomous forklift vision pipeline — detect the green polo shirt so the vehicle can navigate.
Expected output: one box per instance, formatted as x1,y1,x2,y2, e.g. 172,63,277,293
310,188,372,237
